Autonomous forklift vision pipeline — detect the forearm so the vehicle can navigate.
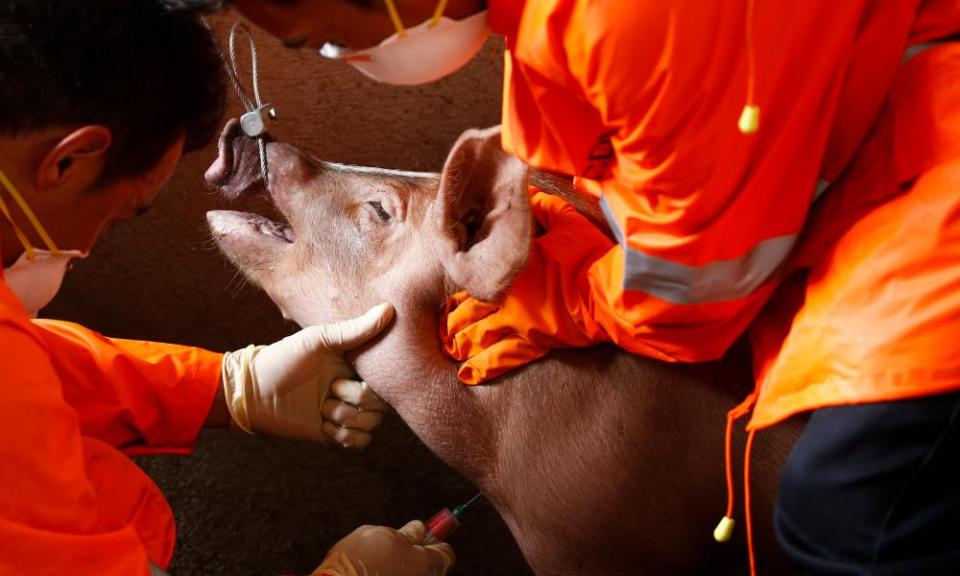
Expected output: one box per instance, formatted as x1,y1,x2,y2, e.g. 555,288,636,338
33,319,224,451
204,377,232,428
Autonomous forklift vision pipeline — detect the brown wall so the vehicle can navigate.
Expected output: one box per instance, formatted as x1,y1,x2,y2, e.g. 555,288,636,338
43,15,531,575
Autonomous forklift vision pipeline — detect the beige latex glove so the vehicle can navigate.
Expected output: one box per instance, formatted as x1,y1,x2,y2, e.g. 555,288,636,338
313,520,455,576
221,303,393,447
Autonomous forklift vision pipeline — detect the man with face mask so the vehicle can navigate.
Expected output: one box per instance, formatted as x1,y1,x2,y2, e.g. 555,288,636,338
194,0,960,574
0,1,453,575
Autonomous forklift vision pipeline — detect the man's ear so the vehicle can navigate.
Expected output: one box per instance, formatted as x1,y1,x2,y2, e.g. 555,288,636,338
36,126,112,193
432,126,532,302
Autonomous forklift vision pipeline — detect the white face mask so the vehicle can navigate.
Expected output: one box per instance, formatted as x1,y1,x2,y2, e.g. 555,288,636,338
319,4,489,86
3,248,87,317
0,169,89,317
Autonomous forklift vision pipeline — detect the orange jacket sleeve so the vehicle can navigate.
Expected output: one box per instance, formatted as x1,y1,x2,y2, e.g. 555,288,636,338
520,0,874,362
0,320,155,575
32,319,222,455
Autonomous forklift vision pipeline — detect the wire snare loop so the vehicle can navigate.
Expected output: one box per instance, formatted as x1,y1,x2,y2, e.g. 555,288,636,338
225,22,276,184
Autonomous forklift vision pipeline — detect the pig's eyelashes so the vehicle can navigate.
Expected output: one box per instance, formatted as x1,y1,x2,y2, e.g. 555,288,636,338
367,200,392,222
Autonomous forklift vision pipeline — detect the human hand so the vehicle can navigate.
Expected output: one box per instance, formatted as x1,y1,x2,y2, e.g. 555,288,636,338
442,193,613,383
313,520,454,576
222,303,393,446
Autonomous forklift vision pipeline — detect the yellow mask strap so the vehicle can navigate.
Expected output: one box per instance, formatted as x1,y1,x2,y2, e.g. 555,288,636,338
0,168,60,258
0,189,35,259
381,0,450,37
430,0,450,26
382,0,407,38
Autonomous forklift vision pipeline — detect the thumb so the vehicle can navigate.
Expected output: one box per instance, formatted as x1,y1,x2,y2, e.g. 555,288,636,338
397,521,455,576
530,192,579,230
319,303,395,351
396,520,427,544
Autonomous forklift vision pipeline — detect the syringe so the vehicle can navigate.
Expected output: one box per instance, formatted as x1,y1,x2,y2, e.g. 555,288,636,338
422,493,483,544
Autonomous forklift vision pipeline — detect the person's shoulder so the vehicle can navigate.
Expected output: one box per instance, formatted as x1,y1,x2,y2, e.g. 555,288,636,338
545,0,673,68
565,0,669,34
0,290,70,421
518,0,662,35
0,284,48,350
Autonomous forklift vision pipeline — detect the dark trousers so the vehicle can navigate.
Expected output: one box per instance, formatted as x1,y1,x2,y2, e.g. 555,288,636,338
775,391,960,575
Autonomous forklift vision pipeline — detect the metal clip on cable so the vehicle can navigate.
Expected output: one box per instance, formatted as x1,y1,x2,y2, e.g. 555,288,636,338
226,22,276,184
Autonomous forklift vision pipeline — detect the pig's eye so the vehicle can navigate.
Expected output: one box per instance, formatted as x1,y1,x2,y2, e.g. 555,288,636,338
367,200,392,222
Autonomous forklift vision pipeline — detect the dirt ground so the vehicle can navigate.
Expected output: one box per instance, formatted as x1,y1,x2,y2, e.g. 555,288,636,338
43,14,533,575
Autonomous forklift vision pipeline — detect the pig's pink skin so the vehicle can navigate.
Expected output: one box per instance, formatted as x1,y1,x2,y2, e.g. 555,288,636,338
207,125,802,576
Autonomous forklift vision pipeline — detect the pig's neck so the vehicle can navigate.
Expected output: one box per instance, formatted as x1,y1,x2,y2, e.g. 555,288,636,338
353,295,509,488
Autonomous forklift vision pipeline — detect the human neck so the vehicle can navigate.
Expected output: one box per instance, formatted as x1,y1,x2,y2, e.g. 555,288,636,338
0,224,25,268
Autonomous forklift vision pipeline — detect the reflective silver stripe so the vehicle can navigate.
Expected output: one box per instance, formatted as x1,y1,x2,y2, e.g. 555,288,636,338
600,195,626,245
150,563,169,576
904,35,960,62
599,196,796,305
814,177,831,201
904,41,941,63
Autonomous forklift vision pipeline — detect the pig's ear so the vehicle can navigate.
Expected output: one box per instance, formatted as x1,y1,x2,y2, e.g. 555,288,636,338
432,126,532,302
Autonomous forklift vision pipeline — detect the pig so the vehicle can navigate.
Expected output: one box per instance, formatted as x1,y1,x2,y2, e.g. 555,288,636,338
205,119,803,575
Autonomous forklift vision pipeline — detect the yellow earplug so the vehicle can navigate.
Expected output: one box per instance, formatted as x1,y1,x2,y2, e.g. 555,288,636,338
383,0,407,37
738,105,760,134
714,515,735,543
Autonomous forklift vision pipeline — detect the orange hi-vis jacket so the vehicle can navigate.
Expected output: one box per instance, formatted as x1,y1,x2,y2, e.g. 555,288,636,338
487,0,960,427
0,270,222,574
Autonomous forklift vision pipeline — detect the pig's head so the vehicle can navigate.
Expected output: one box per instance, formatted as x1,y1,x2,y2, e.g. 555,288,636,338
205,120,531,395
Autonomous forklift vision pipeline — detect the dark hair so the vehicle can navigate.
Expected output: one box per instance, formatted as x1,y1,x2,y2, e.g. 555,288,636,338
161,0,372,11
0,0,226,183
161,0,229,12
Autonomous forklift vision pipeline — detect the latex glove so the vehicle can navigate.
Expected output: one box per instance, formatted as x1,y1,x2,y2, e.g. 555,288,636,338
441,192,613,384
222,303,393,447
313,520,454,576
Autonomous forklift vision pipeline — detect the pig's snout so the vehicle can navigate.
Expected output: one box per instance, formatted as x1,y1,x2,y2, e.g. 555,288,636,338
205,118,273,200
204,119,238,187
